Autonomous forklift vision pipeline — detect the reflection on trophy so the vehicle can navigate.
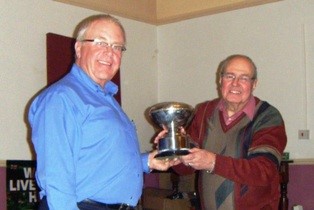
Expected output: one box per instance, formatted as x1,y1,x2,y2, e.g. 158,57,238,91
149,102,196,159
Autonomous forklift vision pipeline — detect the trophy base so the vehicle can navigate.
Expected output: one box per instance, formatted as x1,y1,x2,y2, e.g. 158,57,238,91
155,149,190,160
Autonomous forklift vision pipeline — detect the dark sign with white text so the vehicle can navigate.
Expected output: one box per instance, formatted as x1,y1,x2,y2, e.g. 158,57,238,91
6,160,39,210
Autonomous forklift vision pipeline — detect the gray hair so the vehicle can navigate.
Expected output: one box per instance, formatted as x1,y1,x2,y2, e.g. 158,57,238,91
74,14,126,42
219,54,257,79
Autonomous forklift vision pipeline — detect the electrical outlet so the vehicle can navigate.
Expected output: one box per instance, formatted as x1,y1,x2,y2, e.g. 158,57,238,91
298,130,310,139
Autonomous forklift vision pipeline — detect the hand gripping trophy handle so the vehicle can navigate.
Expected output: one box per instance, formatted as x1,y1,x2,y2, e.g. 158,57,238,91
149,102,195,159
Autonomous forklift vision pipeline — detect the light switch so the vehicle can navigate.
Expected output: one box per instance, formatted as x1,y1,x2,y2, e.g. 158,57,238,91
298,130,310,139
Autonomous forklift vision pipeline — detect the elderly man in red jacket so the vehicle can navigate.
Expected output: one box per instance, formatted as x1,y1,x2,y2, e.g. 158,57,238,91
157,54,287,210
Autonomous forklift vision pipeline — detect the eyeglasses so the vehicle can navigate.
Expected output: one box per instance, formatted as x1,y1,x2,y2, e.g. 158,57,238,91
81,38,126,53
221,73,255,84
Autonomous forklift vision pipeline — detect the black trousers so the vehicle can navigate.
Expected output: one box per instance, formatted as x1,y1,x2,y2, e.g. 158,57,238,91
77,200,135,210
38,197,135,210
38,196,49,210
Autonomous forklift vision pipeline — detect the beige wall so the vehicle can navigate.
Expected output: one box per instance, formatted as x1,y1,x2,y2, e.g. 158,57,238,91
0,0,313,160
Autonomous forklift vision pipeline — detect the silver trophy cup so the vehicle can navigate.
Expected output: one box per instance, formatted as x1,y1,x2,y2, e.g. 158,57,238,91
149,102,196,159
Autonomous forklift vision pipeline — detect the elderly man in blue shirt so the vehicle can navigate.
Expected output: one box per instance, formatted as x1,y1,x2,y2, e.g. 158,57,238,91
28,14,175,210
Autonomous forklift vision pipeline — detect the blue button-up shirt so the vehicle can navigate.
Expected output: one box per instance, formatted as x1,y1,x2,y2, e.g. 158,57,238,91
29,64,150,210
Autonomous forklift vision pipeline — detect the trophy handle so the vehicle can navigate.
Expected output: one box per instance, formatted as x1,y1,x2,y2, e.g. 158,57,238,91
177,126,199,148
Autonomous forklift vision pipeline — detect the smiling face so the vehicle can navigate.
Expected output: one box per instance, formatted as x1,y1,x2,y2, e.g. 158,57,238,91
75,19,125,87
219,56,258,112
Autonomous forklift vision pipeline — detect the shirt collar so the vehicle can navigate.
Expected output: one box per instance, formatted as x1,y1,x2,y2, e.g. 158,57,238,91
71,64,118,96
218,95,256,121
242,96,256,120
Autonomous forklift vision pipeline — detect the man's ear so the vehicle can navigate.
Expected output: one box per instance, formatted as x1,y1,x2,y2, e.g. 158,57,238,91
74,42,81,59
252,79,258,90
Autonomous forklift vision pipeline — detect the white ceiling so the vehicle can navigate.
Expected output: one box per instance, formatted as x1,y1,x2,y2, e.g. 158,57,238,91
54,0,281,25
